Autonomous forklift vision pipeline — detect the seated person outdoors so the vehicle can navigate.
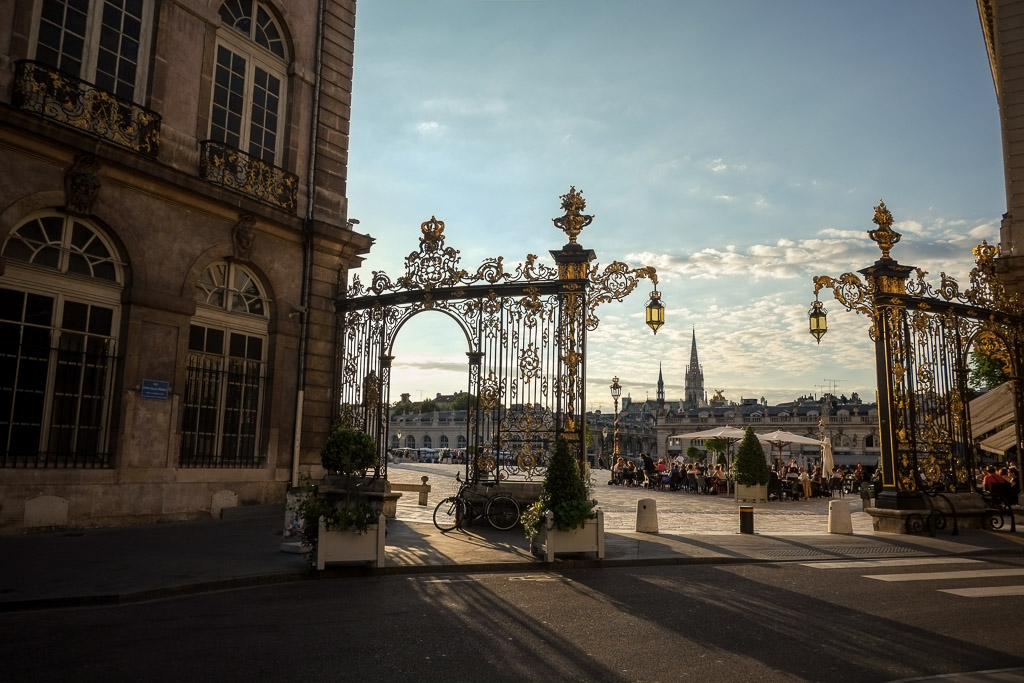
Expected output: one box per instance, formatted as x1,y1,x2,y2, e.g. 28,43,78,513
623,460,639,486
769,469,785,500
611,457,625,485
982,465,1006,493
984,465,1014,506
829,467,846,496
668,464,682,491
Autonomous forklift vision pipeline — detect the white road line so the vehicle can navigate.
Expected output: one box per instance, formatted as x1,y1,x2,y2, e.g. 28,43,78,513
863,568,1024,582
801,558,985,570
939,585,1024,597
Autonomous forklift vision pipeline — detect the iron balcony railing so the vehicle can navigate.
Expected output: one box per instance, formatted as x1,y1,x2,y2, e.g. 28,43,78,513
199,140,298,211
12,60,161,157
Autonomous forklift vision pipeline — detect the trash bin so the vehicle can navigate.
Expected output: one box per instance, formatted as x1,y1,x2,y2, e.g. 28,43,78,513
739,505,754,534
860,485,873,508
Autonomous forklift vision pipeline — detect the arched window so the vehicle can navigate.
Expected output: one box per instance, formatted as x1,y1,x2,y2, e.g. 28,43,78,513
180,261,268,467
391,434,400,448
32,0,154,101
405,435,415,449
1,212,123,468
864,434,876,448
210,1,288,164
422,435,432,449
439,435,449,448
456,435,466,449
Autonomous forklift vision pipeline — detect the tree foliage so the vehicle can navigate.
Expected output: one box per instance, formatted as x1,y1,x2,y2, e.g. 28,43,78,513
970,346,1010,393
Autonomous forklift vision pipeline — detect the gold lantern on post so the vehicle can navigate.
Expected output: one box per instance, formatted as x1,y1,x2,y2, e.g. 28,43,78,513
646,289,665,334
808,298,828,343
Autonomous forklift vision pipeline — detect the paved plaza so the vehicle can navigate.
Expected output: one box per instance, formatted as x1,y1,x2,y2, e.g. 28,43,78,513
387,462,876,535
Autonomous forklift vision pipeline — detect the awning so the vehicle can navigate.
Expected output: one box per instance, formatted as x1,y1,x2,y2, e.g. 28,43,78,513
980,425,1018,456
970,381,1015,439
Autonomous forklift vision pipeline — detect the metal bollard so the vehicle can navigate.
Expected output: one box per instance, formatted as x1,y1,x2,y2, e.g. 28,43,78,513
739,505,754,534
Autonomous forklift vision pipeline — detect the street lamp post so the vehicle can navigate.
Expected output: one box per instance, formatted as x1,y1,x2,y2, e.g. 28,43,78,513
602,426,609,468
610,377,622,461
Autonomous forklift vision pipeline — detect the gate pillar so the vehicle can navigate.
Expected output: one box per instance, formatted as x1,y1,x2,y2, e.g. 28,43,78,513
551,239,595,466
862,254,922,510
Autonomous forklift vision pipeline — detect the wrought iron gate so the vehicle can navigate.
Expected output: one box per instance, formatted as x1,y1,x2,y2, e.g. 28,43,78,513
336,188,662,481
812,201,1024,508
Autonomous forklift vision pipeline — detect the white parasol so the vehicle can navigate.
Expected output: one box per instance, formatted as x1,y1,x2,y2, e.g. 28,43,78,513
669,426,747,465
756,430,824,466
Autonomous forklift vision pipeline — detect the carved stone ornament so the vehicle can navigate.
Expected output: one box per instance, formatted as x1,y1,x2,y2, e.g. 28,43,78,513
64,155,101,216
232,214,257,261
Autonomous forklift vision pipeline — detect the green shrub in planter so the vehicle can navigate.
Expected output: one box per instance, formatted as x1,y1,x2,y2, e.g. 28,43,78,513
294,426,379,552
321,427,377,476
522,438,595,540
731,426,771,486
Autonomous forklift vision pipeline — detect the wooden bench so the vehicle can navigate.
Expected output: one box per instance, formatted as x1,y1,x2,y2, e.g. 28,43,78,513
388,476,431,505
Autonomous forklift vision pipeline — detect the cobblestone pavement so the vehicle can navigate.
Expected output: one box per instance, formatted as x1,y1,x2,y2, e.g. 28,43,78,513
387,462,875,534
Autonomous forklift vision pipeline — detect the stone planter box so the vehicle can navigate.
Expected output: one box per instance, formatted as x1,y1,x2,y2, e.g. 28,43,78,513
734,483,768,503
531,509,605,562
315,513,386,570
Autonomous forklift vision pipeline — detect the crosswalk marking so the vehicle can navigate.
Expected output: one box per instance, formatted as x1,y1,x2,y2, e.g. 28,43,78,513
801,558,984,570
801,556,1024,598
863,568,1024,582
939,586,1024,597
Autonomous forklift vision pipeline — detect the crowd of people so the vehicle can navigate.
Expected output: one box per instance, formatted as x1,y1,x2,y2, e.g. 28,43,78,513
607,453,1021,507
606,454,864,500
979,464,1020,506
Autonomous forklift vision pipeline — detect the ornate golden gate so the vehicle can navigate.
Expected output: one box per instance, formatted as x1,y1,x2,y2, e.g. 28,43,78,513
336,189,663,481
811,201,1024,510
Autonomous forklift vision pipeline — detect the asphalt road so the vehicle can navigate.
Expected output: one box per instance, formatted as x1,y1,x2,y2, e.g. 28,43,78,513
4,555,1023,682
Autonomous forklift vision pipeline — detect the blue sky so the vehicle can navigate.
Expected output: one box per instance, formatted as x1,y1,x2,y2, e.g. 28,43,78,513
345,0,1005,412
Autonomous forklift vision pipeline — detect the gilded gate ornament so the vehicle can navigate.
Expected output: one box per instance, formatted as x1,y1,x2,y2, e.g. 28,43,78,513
337,189,662,481
811,201,1024,505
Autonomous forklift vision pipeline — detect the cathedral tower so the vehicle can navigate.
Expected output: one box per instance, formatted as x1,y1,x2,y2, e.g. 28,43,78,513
684,329,705,409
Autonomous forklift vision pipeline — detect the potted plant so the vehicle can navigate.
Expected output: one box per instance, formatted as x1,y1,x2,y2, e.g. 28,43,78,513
731,426,771,503
295,426,385,569
523,438,605,561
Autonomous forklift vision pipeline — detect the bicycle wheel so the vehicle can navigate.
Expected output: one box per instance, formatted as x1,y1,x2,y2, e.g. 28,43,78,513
486,495,520,530
433,496,464,531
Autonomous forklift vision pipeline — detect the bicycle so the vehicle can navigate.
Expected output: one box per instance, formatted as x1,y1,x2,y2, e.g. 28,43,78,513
433,472,520,531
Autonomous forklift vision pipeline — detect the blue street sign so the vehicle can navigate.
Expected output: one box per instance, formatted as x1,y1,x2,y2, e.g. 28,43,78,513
141,379,170,401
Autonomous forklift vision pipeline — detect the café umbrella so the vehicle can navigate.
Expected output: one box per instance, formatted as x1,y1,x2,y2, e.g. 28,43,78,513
669,426,747,465
756,430,824,466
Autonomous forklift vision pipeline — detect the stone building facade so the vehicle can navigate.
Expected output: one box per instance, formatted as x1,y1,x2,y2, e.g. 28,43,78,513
978,0,1024,294
0,0,370,532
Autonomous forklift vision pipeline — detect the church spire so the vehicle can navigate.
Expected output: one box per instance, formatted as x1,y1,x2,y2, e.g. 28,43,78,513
657,362,665,406
684,328,704,410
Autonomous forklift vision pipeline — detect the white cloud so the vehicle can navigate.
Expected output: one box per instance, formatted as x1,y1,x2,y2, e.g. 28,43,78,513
419,97,507,117
623,216,999,284
714,194,733,202
416,121,442,135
